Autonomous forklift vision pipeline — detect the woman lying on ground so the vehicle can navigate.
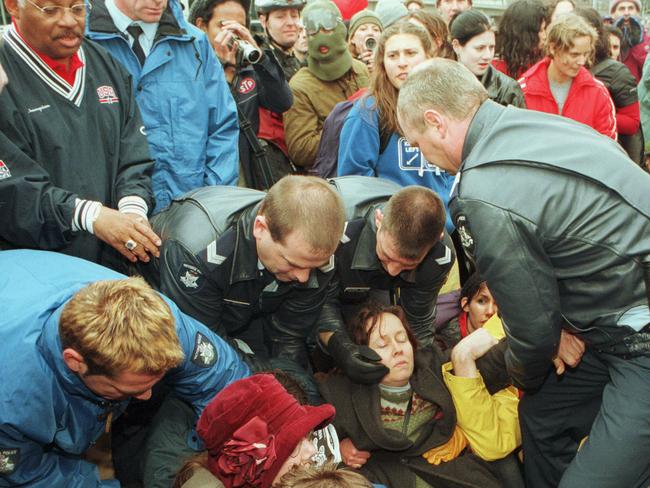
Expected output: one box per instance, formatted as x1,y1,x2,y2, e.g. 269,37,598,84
318,303,522,488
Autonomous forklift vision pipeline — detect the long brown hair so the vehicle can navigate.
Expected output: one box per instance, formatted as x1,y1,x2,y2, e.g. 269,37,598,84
406,10,454,59
368,21,434,136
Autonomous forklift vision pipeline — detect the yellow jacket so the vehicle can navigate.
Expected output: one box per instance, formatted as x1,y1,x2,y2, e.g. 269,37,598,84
441,315,521,461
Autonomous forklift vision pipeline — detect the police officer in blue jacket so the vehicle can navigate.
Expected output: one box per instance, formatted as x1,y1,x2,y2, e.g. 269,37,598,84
0,250,249,487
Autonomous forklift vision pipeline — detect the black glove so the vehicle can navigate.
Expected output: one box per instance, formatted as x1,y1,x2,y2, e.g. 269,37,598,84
327,330,389,385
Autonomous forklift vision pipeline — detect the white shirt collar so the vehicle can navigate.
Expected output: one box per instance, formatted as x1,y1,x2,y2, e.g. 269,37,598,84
105,0,159,42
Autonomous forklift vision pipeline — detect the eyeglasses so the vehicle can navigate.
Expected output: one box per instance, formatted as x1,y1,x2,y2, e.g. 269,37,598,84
304,10,341,36
25,0,90,19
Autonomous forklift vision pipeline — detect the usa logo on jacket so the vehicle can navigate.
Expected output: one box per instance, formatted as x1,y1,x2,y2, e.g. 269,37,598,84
96,85,120,105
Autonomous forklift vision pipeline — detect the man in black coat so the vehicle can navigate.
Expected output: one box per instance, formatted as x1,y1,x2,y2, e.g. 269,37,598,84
398,58,650,488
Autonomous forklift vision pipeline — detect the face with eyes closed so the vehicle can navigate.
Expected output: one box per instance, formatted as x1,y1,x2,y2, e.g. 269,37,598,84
366,312,415,387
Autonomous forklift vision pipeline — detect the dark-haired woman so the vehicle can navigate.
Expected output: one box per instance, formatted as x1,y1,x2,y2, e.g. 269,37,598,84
450,10,526,107
318,304,520,488
493,0,548,79
338,21,455,232
578,7,642,164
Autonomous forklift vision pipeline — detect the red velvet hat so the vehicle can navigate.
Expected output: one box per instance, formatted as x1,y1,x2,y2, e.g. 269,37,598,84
197,374,335,488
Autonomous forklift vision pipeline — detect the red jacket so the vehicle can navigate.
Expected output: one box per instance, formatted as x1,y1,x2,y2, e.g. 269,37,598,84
519,57,617,140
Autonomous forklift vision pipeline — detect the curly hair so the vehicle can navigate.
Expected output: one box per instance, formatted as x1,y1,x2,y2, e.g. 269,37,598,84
496,0,549,78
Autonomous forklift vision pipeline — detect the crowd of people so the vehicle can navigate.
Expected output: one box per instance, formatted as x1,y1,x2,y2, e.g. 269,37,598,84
0,0,650,486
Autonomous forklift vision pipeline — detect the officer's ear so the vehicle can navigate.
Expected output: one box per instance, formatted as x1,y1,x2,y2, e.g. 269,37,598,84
253,215,269,241
62,348,89,375
374,208,384,230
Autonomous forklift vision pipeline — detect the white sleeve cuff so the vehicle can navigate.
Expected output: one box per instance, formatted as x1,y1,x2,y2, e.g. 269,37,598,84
72,199,103,234
118,196,148,219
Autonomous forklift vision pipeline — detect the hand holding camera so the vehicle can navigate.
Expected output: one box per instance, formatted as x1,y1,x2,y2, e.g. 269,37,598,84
358,35,378,72
214,21,262,68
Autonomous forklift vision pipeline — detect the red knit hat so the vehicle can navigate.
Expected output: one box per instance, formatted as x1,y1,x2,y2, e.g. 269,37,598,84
197,374,335,488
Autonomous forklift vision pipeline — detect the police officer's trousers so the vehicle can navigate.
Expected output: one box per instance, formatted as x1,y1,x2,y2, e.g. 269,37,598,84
519,349,650,488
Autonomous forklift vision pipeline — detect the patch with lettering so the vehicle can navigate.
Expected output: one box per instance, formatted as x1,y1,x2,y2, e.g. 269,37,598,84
238,77,256,94
0,448,19,475
191,333,217,368
97,85,119,104
397,137,443,176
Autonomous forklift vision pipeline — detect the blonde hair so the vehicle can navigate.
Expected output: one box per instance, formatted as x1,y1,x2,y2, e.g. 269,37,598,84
546,12,597,57
259,175,345,255
275,464,373,487
59,277,184,376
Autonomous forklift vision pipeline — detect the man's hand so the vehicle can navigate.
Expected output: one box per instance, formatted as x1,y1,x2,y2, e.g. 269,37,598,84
326,330,389,384
93,207,161,263
644,154,650,173
450,328,498,378
220,20,260,51
553,329,585,375
213,21,260,68
0,63,7,93
340,438,371,469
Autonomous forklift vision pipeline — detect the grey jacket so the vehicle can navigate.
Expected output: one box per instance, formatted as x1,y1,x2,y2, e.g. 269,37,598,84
451,100,650,390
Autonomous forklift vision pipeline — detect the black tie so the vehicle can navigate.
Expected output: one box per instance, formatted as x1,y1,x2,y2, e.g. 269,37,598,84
126,24,146,66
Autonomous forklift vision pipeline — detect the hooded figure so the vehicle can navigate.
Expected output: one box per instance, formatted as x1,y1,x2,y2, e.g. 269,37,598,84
283,0,369,168
303,0,353,81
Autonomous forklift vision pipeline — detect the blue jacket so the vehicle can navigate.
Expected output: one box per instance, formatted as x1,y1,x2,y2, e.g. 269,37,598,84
337,96,455,232
0,250,250,487
86,0,240,213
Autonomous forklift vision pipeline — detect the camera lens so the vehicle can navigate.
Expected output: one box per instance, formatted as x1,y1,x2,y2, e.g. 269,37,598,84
364,36,377,51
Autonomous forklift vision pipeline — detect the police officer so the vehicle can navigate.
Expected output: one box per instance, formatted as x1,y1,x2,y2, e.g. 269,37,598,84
318,177,455,371
0,250,249,487
254,0,305,81
397,58,650,488
138,176,388,387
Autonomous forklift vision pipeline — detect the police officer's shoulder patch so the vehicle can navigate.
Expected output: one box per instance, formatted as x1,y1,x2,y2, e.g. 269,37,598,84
319,255,335,273
0,448,20,475
191,333,218,368
456,214,475,256
178,263,204,291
